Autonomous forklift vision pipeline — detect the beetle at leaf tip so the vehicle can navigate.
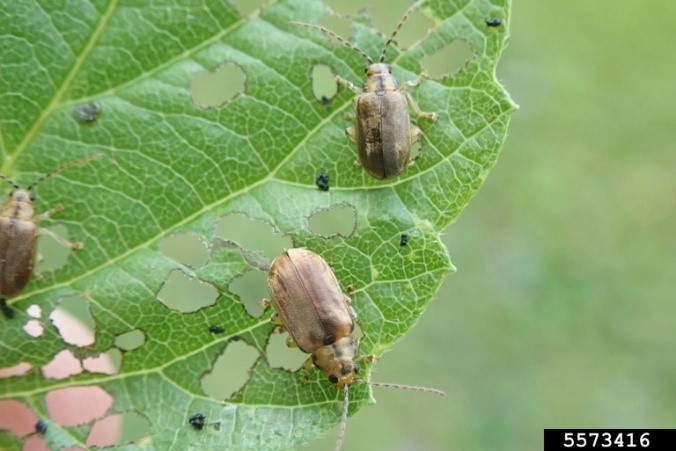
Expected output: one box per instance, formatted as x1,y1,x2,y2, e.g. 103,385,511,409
266,247,444,450
292,0,438,180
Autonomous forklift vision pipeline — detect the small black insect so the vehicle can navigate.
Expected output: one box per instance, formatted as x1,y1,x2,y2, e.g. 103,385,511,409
72,102,100,123
35,420,48,434
315,170,330,191
400,234,410,247
485,17,503,27
208,325,225,334
0,299,15,319
189,413,206,430
319,95,332,105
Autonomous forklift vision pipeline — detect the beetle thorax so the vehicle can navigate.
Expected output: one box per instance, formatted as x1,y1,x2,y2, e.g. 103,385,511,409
363,63,398,93
312,336,359,388
3,189,34,220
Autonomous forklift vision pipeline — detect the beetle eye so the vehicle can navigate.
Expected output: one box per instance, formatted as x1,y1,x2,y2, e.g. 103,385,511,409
353,364,360,374
363,67,369,73
328,375,339,384
29,192,36,201
387,64,393,73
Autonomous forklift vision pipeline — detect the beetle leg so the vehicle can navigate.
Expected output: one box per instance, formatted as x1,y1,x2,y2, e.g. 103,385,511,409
273,325,285,334
342,294,358,319
33,203,65,221
298,357,316,384
286,335,298,348
344,124,357,144
405,125,424,166
400,70,429,90
33,271,44,281
335,75,361,94
360,354,378,364
270,311,284,325
302,357,315,371
37,227,84,249
405,92,438,121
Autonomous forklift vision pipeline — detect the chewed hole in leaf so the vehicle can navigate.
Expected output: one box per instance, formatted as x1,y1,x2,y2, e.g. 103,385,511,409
266,332,307,371
232,0,265,16
49,295,95,347
201,339,259,400
41,349,82,379
23,319,43,337
420,40,475,79
159,232,209,268
190,63,246,109
156,270,219,313
228,269,268,318
86,412,150,447
24,436,49,451
0,400,38,436
376,7,430,50
324,0,430,51
82,348,122,375
308,204,357,238
312,64,337,104
46,386,113,427
215,214,292,261
114,329,146,351
35,225,77,272
0,362,32,379
320,13,351,38
26,304,41,318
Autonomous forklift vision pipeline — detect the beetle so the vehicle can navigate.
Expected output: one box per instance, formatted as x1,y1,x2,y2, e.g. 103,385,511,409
0,154,101,308
72,102,100,123
188,413,206,431
292,0,438,179
267,248,444,450
315,170,330,191
400,233,410,246
485,17,503,27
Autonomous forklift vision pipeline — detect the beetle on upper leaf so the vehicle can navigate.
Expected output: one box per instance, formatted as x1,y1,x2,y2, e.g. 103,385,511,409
292,0,438,180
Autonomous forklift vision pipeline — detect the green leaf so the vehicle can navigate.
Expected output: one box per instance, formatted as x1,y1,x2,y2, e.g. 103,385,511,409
0,0,515,449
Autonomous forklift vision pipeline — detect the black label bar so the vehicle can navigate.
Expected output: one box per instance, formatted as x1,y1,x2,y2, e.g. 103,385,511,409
544,429,675,451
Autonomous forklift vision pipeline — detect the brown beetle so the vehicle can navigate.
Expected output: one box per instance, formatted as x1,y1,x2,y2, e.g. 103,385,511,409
267,248,443,450
0,155,101,307
268,248,359,387
292,0,438,179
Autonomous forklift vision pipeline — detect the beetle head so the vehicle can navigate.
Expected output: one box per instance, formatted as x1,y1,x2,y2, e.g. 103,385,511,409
3,189,35,220
365,63,391,77
312,336,359,388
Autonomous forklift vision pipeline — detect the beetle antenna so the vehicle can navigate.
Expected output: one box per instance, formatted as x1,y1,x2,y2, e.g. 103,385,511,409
356,379,446,396
379,0,425,63
290,21,374,65
26,154,103,191
335,384,350,451
0,175,20,190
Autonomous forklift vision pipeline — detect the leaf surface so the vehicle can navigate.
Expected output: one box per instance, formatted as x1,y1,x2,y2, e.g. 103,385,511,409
0,0,515,449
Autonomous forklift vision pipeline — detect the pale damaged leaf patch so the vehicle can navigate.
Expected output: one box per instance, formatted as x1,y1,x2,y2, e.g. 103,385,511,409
0,0,515,449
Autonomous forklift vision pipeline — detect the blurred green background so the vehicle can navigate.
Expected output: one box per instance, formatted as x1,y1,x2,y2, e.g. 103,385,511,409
305,0,676,450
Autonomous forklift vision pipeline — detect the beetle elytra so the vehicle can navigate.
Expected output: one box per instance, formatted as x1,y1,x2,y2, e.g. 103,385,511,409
267,248,444,450
292,0,438,179
0,154,102,307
